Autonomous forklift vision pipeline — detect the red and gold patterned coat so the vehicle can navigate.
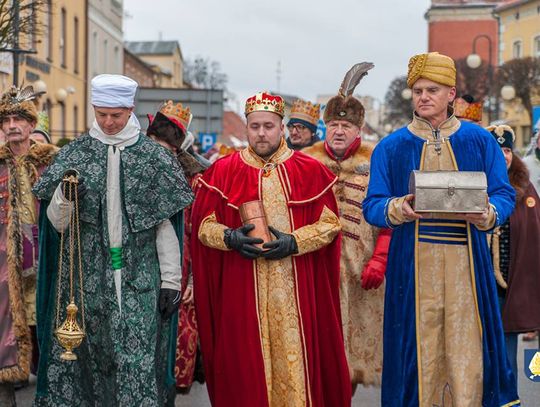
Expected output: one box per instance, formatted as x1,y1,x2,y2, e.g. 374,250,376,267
304,139,389,386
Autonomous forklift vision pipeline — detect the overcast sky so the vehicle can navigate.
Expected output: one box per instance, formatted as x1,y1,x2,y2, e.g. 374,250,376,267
123,0,431,111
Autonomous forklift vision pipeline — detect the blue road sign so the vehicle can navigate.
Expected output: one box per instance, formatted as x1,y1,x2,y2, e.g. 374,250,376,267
316,119,326,141
532,106,540,131
524,349,540,382
199,132,217,153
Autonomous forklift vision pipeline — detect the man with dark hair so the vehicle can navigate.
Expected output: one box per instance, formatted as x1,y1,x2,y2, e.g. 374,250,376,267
286,98,321,150
191,91,351,406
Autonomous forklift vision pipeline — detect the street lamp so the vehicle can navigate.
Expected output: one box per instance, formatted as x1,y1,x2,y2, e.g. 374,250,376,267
55,88,68,104
501,85,516,101
33,80,47,94
401,88,412,100
466,34,495,122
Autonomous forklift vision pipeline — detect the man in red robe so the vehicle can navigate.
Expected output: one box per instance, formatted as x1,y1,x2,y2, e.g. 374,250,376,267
191,91,351,406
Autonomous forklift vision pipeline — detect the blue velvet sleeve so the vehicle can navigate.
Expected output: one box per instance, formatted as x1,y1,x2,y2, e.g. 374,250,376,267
363,140,397,229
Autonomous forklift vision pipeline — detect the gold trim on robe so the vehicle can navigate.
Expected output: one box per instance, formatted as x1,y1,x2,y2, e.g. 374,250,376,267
198,139,341,406
410,113,484,406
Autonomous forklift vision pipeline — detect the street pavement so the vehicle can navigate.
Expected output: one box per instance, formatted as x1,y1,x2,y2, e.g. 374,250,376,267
17,335,540,406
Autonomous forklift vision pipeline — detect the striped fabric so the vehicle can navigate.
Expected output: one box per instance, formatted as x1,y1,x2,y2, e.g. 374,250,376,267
418,219,468,246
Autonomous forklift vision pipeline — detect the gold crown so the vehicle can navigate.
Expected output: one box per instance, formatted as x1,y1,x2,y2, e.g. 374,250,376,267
245,92,285,117
290,99,320,126
159,100,191,130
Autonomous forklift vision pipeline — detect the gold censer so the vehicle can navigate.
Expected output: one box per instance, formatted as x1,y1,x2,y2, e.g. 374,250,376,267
55,170,86,361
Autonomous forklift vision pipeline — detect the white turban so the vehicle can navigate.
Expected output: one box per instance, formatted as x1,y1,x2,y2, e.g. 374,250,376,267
91,74,138,108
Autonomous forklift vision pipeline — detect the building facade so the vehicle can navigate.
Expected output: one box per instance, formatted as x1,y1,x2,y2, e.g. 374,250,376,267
123,48,154,88
0,1,87,142
125,41,185,88
496,0,540,147
425,0,503,66
87,0,124,126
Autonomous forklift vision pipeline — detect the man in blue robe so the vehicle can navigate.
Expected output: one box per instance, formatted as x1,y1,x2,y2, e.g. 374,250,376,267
363,52,520,406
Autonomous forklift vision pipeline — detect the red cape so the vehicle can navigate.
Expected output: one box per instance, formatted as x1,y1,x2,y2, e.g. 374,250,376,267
191,150,351,406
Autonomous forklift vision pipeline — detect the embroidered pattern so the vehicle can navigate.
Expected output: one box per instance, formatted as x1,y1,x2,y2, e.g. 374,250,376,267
342,214,362,224
345,198,363,209
342,230,360,240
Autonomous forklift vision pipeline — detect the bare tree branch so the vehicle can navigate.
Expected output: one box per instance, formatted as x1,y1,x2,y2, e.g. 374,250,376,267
0,0,46,49
495,57,540,124
383,75,413,128
183,56,228,90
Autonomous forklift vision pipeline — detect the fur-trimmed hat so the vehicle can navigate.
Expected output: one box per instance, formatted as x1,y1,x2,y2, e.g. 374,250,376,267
323,95,365,128
486,125,515,150
323,62,374,128
0,85,41,123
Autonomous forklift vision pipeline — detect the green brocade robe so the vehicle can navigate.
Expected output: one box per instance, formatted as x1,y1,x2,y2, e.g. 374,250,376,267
32,134,194,406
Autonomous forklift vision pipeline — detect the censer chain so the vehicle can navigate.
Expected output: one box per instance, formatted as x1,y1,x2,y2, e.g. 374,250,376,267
54,176,85,331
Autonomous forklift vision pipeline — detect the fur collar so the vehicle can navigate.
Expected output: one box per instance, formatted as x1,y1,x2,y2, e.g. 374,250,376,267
303,140,374,176
0,141,58,167
509,154,530,202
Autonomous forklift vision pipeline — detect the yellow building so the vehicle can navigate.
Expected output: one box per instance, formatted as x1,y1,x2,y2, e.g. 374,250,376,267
124,41,185,88
0,0,87,143
496,0,540,148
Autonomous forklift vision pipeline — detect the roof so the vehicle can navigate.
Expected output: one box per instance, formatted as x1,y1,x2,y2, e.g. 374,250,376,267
124,41,181,56
269,91,300,107
495,0,535,12
222,111,247,142
429,0,506,9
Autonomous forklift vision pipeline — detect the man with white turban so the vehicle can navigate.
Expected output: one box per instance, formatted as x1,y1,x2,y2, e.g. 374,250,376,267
32,74,194,406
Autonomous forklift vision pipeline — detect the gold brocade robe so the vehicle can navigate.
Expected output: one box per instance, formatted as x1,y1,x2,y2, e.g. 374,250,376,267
303,140,384,386
0,141,57,383
198,140,341,406
388,114,496,406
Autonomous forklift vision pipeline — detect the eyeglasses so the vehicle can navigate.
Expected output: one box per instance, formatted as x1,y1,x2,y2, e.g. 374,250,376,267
287,124,307,132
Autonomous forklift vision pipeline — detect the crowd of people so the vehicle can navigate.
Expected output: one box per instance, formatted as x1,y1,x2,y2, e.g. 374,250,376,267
0,51,538,407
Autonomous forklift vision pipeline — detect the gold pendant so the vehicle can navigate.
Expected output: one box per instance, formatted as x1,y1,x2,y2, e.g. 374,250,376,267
55,302,85,360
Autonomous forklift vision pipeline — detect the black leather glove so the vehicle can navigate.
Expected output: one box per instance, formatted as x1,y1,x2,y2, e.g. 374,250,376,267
224,224,263,259
159,288,181,320
62,170,87,201
262,226,299,260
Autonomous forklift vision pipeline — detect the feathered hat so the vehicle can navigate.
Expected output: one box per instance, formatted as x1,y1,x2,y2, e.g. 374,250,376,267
323,62,374,127
0,85,43,123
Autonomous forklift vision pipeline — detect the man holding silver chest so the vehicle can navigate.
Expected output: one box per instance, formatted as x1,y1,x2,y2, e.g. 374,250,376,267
363,52,520,406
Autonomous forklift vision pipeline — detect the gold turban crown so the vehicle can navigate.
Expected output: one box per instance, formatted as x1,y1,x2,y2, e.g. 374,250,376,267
407,52,456,88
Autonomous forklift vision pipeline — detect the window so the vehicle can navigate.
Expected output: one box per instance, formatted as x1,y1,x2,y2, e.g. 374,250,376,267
60,102,66,139
73,105,78,136
114,46,119,71
512,40,522,58
60,8,67,67
74,17,79,73
45,99,52,136
30,2,38,50
92,32,98,76
534,36,540,57
46,1,53,61
103,39,108,70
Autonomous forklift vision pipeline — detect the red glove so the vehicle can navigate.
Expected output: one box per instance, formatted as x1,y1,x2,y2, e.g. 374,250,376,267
361,228,392,290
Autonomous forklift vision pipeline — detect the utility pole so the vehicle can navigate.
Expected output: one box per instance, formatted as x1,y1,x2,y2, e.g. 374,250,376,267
0,1,37,86
276,60,281,93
